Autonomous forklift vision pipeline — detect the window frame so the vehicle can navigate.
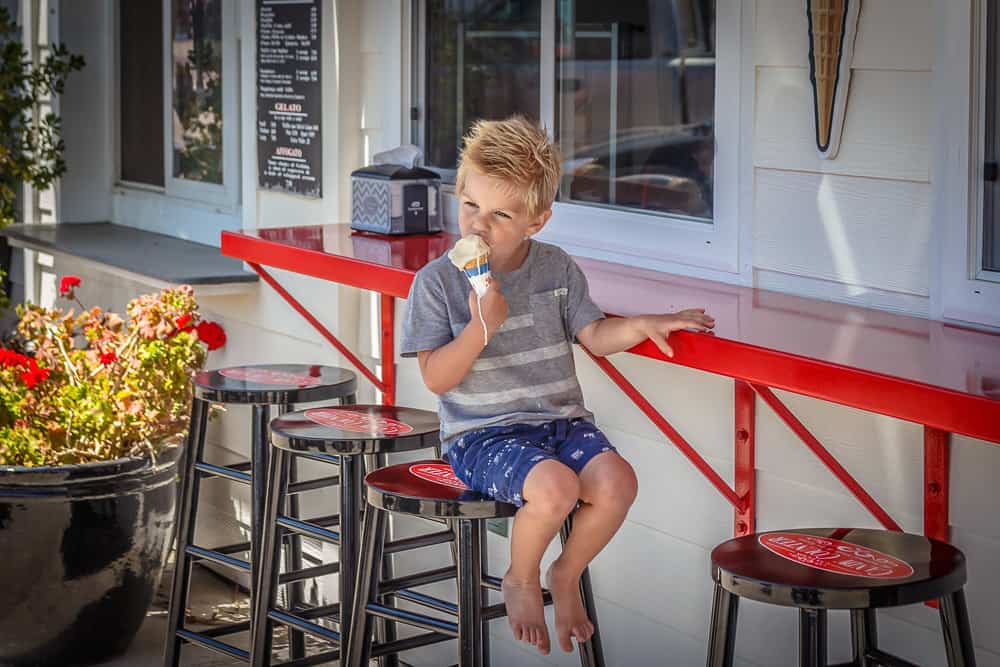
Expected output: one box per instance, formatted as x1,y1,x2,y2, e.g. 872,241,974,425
161,0,239,209
411,0,745,281
935,0,1000,328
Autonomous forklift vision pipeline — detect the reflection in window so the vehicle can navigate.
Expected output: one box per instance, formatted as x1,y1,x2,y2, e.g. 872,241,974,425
425,0,540,170
557,1,716,220
984,0,998,273
172,0,223,184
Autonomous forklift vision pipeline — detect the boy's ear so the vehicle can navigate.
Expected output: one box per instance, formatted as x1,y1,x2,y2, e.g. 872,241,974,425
526,208,553,236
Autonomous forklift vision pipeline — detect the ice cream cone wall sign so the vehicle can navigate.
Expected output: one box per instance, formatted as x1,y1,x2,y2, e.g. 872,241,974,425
806,0,862,159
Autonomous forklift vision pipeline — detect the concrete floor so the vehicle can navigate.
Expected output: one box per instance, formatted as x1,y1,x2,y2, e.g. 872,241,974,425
94,563,341,667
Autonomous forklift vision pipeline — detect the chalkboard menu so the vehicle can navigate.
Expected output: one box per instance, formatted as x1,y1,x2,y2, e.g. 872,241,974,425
257,0,322,197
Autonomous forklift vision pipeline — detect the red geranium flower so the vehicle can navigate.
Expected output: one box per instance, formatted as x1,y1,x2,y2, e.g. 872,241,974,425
0,349,30,368
175,313,193,330
195,321,227,351
99,351,117,365
59,275,81,295
19,359,50,388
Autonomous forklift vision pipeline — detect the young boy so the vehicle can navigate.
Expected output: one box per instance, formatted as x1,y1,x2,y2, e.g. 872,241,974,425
400,117,714,656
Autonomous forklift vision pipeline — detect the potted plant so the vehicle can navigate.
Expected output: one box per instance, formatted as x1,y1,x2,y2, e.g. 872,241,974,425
0,276,226,666
0,7,85,310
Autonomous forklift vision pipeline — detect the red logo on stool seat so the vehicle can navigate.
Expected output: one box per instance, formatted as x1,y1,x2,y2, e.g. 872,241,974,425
409,463,469,490
219,367,320,386
304,408,413,436
759,532,914,579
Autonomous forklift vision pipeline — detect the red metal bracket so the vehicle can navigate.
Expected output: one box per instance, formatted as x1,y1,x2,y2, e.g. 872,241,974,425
751,384,902,532
247,262,393,402
585,349,747,512
734,381,756,536
924,427,950,543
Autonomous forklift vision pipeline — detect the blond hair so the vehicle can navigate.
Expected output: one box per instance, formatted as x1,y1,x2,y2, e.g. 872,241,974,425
455,116,562,218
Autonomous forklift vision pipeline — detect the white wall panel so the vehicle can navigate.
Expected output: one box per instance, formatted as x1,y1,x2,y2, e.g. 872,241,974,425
754,169,931,295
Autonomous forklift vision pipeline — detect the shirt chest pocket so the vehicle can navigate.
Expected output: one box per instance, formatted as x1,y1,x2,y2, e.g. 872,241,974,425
528,289,569,344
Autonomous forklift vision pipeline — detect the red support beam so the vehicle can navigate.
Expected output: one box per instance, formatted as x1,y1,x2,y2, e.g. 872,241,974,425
924,427,951,543
585,350,746,511
751,384,902,532
380,294,396,406
248,262,388,395
734,381,756,536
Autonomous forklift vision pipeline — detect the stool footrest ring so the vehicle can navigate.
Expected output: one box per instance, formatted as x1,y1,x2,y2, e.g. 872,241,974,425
194,461,252,484
279,561,341,585
288,474,341,494
275,514,342,544
378,566,457,595
365,602,459,637
185,544,250,572
176,628,250,662
266,609,342,644
276,649,341,667
383,529,455,554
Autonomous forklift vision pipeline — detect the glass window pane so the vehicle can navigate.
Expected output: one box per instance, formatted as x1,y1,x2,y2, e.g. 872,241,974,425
172,0,223,184
120,0,164,186
425,0,541,170
983,0,999,273
556,0,715,220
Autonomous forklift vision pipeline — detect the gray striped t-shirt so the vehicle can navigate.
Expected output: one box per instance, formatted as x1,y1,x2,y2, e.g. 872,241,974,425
400,240,606,446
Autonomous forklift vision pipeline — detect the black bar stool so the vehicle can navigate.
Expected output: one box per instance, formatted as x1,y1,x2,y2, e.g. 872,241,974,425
706,527,977,667
164,364,357,666
344,460,607,667
251,405,449,666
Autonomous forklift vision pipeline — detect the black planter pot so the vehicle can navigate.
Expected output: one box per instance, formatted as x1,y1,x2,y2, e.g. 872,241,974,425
0,444,182,666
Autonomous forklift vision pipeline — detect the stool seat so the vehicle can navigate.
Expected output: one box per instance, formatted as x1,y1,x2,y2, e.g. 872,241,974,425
364,459,518,519
194,364,357,404
270,405,440,455
712,528,967,610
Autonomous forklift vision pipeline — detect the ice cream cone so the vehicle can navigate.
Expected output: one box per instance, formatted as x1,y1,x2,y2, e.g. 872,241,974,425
463,256,492,297
809,0,847,151
448,235,492,297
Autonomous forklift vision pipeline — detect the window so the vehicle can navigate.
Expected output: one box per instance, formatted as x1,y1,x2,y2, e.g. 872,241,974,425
116,0,237,211
171,0,223,184
982,0,998,276
415,0,740,278
421,0,715,221
120,1,164,186
937,0,1000,327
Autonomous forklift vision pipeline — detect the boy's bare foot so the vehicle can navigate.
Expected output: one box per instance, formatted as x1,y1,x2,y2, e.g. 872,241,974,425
501,572,550,655
545,561,595,653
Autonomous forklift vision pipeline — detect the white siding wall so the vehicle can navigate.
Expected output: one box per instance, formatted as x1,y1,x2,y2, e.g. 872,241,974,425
752,0,936,315
45,0,1000,665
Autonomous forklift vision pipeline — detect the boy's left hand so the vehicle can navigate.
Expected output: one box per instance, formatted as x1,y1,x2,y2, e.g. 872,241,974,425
635,309,715,358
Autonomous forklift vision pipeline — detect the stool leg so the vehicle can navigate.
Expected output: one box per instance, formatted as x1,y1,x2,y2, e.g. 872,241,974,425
457,519,485,667
850,609,877,666
799,609,828,667
339,452,364,653
939,589,977,667
365,453,400,667
345,503,388,667
250,447,291,667
162,397,208,667
705,583,739,667
276,403,306,660
480,521,492,667
250,403,271,633
559,514,606,667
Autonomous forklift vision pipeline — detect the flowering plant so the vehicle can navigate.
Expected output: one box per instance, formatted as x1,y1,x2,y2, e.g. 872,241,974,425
0,276,226,467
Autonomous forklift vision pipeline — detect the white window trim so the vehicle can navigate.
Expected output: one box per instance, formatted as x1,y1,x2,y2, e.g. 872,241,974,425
933,0,1000,328
410,0,746,282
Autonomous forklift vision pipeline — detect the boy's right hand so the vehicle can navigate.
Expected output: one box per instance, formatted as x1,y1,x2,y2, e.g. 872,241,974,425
469,279,508,341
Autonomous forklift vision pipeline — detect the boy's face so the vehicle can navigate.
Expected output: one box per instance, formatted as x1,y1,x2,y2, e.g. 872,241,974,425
458,170,551,268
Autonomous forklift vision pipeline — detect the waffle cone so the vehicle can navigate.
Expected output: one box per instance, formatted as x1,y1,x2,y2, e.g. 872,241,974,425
809,0,847,148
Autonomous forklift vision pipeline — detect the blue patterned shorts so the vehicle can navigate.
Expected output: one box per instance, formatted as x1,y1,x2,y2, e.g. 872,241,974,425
445,419,616,507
